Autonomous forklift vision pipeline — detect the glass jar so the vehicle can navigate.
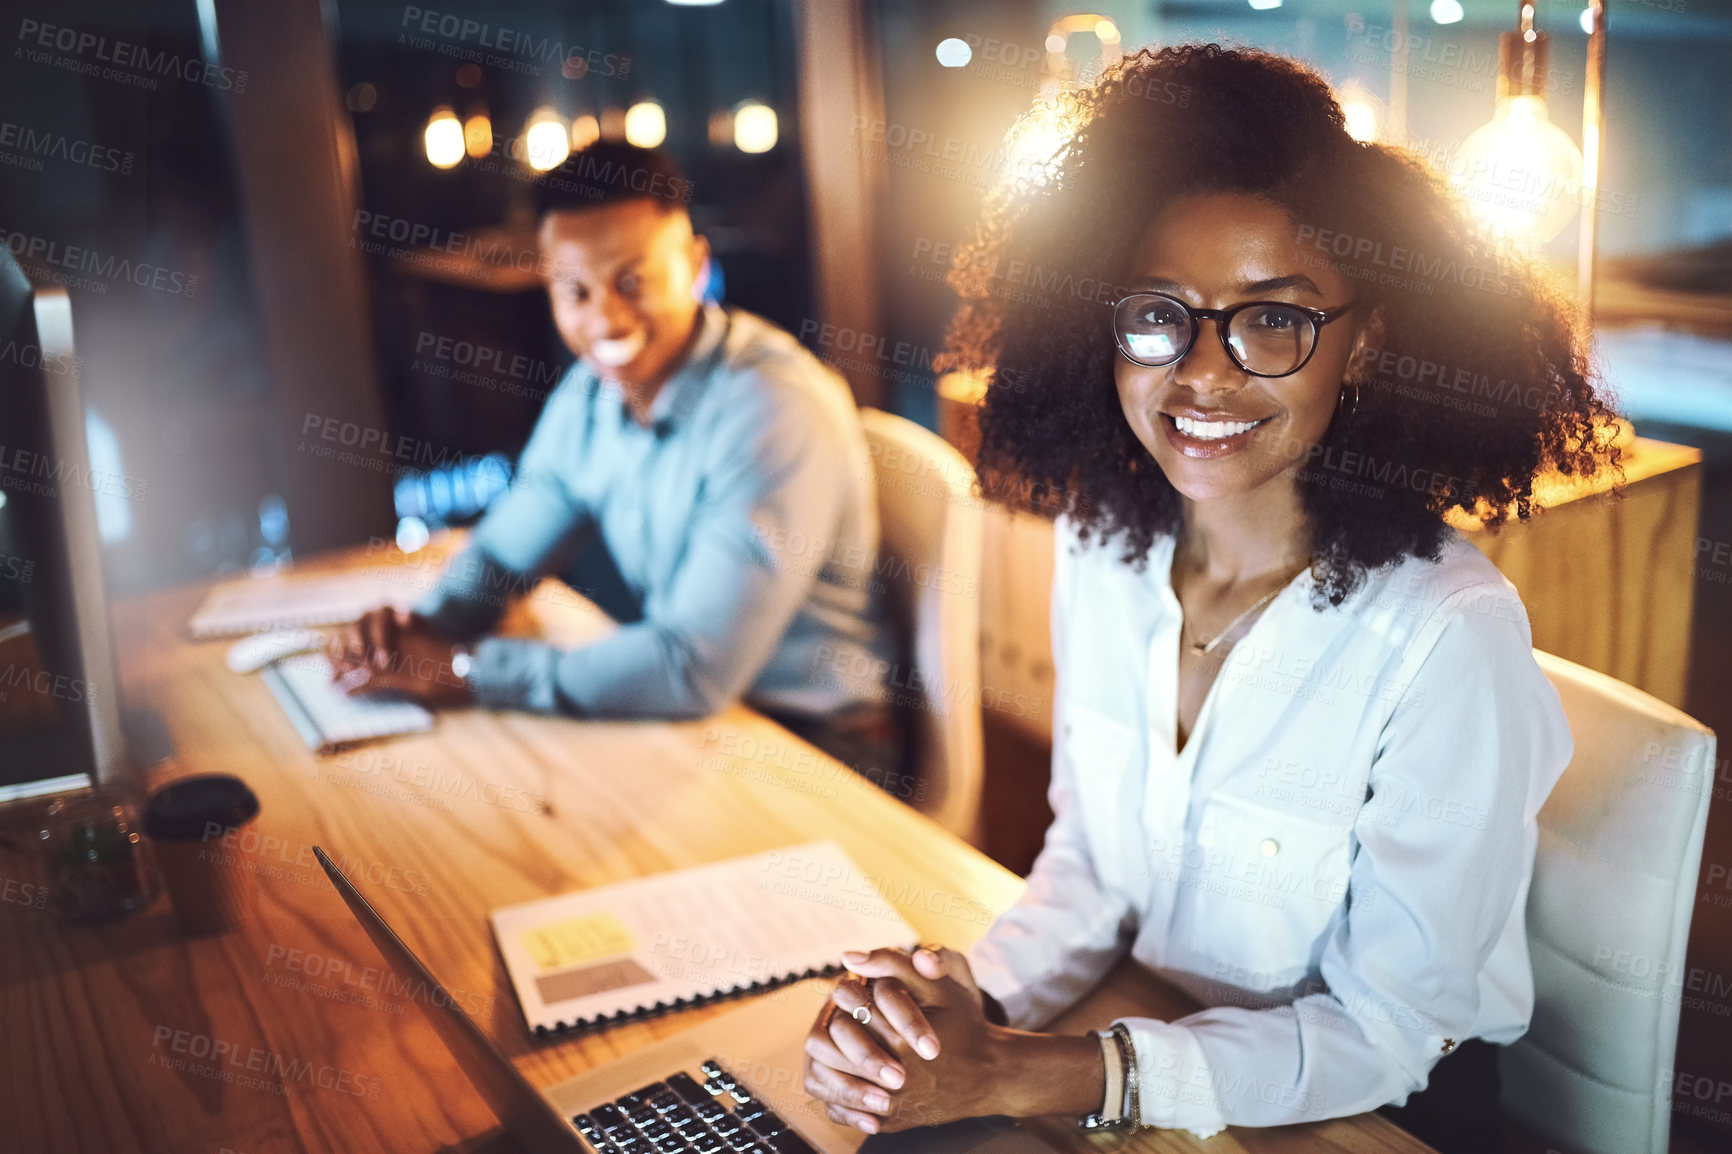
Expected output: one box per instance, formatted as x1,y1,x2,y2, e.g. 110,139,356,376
39,789,160,923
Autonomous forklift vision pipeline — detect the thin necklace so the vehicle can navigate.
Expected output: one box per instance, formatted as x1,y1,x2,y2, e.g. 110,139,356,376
1184,561,1311,657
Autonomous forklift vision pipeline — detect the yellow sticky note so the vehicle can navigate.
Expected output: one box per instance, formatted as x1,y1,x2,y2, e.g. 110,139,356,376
520,911,637,972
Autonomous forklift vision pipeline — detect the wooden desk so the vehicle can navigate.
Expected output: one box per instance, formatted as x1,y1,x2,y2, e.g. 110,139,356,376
0,545,1432,1154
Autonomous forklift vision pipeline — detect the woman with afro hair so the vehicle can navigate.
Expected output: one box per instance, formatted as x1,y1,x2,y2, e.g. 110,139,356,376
800,44,1620,1153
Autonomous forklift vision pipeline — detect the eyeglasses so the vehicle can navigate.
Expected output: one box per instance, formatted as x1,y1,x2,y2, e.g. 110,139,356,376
1111,292,1356,378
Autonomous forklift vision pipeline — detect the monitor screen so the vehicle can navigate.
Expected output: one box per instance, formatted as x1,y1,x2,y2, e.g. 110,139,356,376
0,250,127,800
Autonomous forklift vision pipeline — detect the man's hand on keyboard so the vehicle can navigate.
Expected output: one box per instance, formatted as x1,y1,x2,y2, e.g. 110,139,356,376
327,607,473,708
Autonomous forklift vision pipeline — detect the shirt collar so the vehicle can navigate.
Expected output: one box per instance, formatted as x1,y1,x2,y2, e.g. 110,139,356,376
639,303,729,437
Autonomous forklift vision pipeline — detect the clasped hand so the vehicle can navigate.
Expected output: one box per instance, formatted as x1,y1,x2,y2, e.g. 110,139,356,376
802,946,1008,1134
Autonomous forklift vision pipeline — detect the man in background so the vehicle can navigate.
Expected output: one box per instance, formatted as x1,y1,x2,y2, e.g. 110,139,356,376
329,143,897,776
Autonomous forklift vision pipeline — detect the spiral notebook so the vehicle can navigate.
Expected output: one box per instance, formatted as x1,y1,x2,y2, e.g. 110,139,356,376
489,842,919,1035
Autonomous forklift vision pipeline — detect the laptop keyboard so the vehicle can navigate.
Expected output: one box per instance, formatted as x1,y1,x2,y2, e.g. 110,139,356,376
575,1061,818,1154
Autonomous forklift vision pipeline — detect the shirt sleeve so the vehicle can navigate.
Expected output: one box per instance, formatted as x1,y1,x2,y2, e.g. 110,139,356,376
417,378,593,640
463,379,853,719
1115,581,1572,1135
968,523,1139,1030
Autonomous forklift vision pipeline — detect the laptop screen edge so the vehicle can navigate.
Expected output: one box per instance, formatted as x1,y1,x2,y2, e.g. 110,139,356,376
312,845,584,1151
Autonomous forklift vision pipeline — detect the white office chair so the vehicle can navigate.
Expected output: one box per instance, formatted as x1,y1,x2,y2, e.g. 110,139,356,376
859,408,986,846
1502,651,1716,1154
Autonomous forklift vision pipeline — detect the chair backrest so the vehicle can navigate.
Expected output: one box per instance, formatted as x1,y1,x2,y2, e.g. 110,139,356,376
1503,651,1716,1154
859,408,985,845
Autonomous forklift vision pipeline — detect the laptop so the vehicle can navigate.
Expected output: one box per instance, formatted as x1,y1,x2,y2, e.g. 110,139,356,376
314,847,1064,1154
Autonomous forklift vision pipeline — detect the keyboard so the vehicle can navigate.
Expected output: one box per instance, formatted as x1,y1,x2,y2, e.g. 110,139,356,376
574,1061,818,1154
260,653,435,752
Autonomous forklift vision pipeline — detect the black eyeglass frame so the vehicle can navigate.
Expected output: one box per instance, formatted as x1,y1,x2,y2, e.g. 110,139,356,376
1111,291,1357,378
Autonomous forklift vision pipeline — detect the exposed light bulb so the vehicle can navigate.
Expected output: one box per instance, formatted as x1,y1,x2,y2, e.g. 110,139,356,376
1448,95,1584,242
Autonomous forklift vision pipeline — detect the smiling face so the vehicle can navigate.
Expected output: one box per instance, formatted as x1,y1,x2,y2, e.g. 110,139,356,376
1113,192,1368,504
539,198,709,395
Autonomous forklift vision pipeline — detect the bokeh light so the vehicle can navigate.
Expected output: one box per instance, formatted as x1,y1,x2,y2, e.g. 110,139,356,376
734,102,778,153
624,101,668,148
423,107,464,168
936,38,972,67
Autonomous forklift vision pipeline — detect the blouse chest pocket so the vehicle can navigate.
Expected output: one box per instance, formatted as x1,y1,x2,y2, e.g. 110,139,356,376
1060,700,1139,891
1188,793,1354,991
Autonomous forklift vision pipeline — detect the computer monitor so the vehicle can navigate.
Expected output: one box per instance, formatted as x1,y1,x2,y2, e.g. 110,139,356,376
0,249,128,800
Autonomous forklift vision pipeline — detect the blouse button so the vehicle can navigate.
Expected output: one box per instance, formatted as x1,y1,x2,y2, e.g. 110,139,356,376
1260,838,1280,858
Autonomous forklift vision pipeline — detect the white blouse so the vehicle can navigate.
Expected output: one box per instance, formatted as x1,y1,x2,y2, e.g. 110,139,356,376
967,518,1572,1136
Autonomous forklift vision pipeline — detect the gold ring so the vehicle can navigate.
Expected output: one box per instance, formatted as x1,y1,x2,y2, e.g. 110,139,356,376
852,1005,872,1025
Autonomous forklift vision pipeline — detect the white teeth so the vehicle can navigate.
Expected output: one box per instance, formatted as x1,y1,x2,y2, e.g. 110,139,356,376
1173,415,1264,440
589,332,647,367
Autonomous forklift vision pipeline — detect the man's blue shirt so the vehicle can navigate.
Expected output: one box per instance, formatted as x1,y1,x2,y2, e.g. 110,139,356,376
418,303,892,721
